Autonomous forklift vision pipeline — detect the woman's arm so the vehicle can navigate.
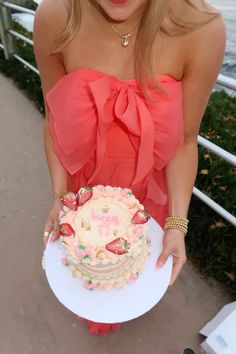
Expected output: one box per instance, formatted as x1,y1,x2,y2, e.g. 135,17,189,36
166,14,226,220
157,14,226,284
166,143,198,219
43,118,69,200
33,0,71,243
33,0,70,200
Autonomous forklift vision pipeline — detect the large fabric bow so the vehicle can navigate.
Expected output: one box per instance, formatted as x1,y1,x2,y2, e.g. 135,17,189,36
46,71,184,206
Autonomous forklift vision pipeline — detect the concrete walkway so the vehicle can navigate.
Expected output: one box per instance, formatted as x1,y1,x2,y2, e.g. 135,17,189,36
0,72,232,354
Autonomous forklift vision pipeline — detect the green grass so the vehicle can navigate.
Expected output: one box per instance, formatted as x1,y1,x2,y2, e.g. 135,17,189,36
186,90,236,297
1,20,236,296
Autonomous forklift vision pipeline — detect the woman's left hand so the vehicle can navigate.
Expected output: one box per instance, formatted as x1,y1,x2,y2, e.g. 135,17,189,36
155,228,187,286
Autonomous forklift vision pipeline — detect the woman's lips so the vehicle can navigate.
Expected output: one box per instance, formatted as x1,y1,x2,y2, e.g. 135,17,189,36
109,0,128,4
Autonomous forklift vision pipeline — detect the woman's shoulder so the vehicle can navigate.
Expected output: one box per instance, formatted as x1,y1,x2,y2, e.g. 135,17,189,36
171,0,226,60
34,0,69,40
174,0,226,35
172,0,223,21
33,0,71,108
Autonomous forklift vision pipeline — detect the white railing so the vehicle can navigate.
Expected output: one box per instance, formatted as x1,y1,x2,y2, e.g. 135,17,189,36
0,1,235,227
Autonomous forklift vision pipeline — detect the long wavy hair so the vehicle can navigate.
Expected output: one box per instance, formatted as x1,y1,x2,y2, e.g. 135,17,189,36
50,0,219,102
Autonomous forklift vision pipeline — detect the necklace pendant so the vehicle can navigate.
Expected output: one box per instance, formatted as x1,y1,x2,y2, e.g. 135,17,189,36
121,35,129,47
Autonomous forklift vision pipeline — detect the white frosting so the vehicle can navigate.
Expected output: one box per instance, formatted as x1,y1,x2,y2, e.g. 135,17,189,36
59,185,151,290
74,197,131,247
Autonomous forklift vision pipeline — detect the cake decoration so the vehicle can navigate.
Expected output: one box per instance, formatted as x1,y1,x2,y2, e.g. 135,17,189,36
76,186,93,206
59,191,77,210
131,210,150,224
59,223,75,237
105,237,131,255
58,185,151,290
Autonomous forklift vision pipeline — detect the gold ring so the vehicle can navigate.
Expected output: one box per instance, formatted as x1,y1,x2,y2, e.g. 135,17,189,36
41,255,45,270
43,231,50,238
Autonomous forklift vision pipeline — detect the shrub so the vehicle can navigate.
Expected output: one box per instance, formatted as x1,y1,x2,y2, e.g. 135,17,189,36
187,91,236,297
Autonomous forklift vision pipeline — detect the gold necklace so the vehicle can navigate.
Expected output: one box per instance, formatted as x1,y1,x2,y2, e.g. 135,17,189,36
91,1,140,47
110,23,139,47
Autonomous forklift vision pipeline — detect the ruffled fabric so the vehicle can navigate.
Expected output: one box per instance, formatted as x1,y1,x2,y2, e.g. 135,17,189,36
77,316,121,335
46,67,184,228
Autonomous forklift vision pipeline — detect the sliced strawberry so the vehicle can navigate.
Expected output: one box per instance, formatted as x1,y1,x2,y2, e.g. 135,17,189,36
131,209,150,224
76,186,93,206
59,223,75,237
105,237,130,255
60,192,77,211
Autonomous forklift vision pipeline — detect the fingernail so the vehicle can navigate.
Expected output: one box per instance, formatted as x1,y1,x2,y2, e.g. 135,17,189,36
156,260,164,269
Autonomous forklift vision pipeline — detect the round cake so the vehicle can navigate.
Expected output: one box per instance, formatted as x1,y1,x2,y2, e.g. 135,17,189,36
58,185,151,290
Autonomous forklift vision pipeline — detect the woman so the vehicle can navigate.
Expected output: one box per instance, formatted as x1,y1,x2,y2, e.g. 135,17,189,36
33,0,225,335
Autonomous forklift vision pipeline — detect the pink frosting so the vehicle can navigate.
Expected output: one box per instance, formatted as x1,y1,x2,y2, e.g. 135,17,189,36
83,280,96,290
127,225,144,242
74,245,96,260
91,188,102,199
123,195,137,206
60,210,76,225
59,185,149,290
123,188,132,195
96,185,104,191
74,248,87,258
103,248,115,259
102,186,114,197
61,257,68,265
114,189,122,199
130,273,138,281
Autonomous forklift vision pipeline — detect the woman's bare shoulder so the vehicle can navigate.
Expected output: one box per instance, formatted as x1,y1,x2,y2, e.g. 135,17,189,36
33,0,69,40
33,0,71,109
173,0,226,60
187,7,226,55
172,0,223,25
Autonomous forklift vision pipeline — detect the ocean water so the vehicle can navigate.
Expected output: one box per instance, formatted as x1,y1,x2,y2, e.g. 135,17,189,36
209,0,236,79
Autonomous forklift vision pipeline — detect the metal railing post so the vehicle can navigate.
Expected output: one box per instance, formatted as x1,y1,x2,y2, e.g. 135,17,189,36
0,0,16,59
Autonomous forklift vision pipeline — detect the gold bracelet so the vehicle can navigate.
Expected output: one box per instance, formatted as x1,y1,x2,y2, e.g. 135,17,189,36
164,225,188,235
164,225,188,233
166,216,189,224
164,216,189,236
165,222,188,227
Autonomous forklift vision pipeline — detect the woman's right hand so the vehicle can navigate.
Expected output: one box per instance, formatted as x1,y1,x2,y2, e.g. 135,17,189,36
43,198,63,247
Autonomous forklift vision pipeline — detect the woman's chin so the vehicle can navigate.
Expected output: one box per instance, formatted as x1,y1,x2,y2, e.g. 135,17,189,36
96,0,139,23
99,10,131,23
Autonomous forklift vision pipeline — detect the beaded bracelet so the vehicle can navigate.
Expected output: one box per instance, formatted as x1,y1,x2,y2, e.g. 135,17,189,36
163,216,189,236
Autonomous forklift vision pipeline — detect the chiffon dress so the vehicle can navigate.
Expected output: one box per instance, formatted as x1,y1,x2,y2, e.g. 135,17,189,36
45,67,184,335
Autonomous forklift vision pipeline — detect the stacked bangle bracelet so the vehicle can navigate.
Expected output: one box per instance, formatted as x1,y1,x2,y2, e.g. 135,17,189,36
163,216,189,236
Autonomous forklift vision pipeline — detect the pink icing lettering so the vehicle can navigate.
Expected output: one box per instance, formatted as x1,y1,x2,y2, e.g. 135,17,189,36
91,209,120,237
99,224,110,237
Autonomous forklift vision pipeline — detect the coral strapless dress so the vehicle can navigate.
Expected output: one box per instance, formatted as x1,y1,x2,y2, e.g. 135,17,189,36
45,67,184,335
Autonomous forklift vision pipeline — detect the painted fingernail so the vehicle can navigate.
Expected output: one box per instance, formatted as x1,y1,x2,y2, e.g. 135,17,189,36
156,260,164,269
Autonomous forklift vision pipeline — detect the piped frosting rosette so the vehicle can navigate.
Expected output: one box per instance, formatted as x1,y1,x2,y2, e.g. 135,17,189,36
58,185,151,290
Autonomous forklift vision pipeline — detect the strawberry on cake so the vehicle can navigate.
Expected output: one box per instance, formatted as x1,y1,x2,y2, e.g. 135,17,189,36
58,185,151,291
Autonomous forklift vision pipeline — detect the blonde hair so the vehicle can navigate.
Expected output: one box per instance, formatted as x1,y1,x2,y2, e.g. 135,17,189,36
50,0,219,102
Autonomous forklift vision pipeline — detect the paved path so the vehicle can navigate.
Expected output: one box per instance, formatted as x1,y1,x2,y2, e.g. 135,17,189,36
0,72,232,354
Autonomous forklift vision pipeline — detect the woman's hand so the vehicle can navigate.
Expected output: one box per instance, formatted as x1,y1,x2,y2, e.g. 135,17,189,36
155,228,187,286
43,198,62,247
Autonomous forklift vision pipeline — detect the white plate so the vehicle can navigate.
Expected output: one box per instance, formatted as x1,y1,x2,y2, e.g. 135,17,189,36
44,218,173,323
